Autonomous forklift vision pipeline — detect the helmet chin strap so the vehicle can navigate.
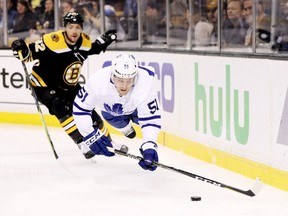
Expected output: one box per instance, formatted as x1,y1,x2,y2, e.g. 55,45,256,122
132,74,137,86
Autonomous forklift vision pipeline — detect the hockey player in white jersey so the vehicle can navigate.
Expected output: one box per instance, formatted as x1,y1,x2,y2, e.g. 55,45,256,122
73,53,161,171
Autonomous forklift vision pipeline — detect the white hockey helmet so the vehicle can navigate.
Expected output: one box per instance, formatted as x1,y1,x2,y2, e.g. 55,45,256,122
112,54,138,79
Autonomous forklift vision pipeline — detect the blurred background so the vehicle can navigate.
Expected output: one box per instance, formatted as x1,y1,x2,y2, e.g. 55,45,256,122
1,0,287,55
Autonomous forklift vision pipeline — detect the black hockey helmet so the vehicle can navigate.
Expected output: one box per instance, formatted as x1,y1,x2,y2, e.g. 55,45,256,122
63,12,84,28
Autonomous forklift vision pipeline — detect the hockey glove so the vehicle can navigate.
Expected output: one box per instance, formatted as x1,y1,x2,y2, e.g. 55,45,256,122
138,141,158,171
257,29,271,43
95,29,117,52
11,38,30,61
83,128,115,157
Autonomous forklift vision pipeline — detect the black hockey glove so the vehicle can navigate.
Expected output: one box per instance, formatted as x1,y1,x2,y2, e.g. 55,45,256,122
95,29,117,52
11,38,30,61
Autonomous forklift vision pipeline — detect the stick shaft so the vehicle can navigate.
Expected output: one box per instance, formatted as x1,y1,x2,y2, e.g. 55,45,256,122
111,148,261,197
18,51,59,159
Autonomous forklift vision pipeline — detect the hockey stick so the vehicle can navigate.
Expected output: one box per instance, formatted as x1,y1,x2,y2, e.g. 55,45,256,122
18,51,59,159
108,147,263,197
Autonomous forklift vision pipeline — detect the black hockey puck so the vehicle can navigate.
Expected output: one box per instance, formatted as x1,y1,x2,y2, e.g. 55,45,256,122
190,196,201,201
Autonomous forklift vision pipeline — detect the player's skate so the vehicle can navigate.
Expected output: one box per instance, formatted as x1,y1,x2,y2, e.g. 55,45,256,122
112,142,129,154
119,124,136,139
77,142,96,159
124,126,136,139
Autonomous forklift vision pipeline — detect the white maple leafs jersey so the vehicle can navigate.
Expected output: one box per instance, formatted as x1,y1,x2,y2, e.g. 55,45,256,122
73,65,161,143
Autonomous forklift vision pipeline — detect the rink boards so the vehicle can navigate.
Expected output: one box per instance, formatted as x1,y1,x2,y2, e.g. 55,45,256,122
0,50,287,192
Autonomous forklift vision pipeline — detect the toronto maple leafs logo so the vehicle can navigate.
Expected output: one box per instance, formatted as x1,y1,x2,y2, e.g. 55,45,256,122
104,103,124,115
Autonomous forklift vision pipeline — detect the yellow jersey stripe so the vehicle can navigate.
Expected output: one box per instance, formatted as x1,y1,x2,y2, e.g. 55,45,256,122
31,71,47,87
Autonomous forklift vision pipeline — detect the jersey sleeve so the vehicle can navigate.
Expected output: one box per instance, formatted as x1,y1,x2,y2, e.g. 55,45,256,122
72,74,100,137
136,67,162,143
27,37,46,61
88,41,105,55
137,88,162,143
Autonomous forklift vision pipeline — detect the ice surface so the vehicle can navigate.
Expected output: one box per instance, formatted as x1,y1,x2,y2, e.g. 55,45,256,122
0,124,287,216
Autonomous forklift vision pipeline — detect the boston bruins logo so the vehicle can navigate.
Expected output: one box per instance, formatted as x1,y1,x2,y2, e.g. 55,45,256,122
51,34,59,42
63,61,83,85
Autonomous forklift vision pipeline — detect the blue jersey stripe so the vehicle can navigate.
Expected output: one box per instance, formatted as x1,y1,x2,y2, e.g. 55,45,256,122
138,66,155,76
72,111,92,116
139,115,161,121
141,124,161,129
73,102,92,113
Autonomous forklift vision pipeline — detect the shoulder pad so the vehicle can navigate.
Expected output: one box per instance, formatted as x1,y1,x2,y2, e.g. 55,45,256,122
82,33,90,40
43,30,70,53
80,33,92,51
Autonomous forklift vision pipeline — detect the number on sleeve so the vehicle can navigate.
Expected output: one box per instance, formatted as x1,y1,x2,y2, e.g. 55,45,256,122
34,39,46,52
77,87,89,103
147,99,159,114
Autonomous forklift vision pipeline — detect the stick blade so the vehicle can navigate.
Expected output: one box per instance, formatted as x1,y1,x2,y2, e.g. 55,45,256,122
244,177,263,197
250,177,263,196
225,177,263,197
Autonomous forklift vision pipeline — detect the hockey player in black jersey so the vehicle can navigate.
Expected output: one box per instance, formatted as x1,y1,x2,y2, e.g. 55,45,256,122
11,12,116,159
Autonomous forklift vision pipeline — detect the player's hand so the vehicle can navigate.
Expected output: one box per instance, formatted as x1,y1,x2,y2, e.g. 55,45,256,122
138,141,158,171
95,29,117,52
102,29,117,44
83,128,115,157
11,38,30,61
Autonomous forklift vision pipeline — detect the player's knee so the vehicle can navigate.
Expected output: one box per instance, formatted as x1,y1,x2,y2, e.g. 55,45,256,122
51,97,71,119
92,110,104,129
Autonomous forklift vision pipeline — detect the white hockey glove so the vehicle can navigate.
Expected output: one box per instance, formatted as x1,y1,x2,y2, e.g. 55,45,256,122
83,128,115,157
138,141,158,171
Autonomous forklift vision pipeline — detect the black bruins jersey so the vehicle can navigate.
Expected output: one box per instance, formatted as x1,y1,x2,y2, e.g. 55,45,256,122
28,30,104,89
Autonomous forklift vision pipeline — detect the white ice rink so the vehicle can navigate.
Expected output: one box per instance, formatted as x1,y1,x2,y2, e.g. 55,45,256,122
0,124,288,216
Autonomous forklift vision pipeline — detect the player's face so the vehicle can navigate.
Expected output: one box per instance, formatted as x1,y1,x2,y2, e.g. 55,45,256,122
65,23,82,45
113,76,134,96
